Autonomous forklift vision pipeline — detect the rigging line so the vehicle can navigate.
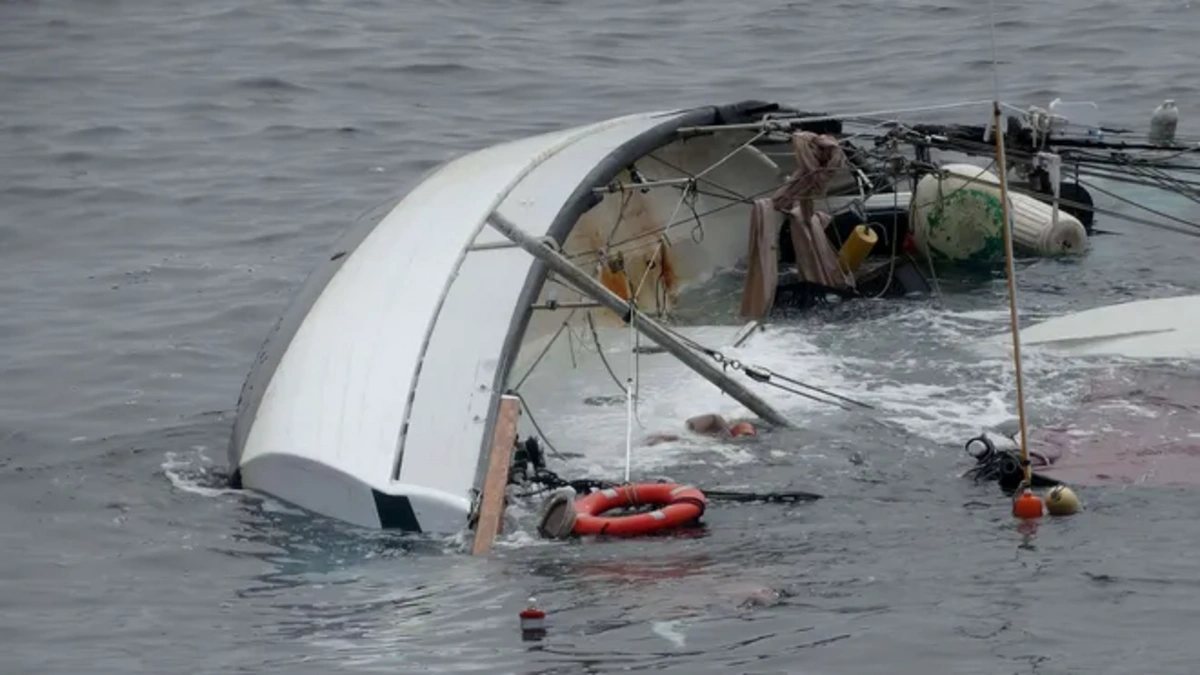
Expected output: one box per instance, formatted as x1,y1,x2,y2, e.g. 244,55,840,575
1062,150,1200,173
862,188,902,300
578,157,869,259
644,321,874,412
587,161,863,259
1073,162,1200,193
1074,161,1200,195
645,152,749,202
586,311,629,395
566,320,577,369
632,182,693,301
757,379,854,411
508,392,567,461
632,309,646,429
750,367,876,410
1075,178,1200,231
624,311,636,483
1000,184,1200,239
575,181,782,257
692,129,769,181
687,182,871,218
603,189,635,250
511,307,579,391
755,99,998,129
1121,164,1200,203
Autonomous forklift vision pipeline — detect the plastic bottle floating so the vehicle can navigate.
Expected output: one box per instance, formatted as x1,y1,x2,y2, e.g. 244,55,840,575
519,598,546,641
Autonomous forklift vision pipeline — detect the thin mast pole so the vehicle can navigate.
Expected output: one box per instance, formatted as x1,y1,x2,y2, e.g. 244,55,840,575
988,0,1031,486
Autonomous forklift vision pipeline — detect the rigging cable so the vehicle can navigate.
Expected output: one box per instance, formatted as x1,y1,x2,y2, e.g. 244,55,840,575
508,391,567,462
624,309,636,483
585,310,628,396
510,307,578,391
649,322,876,412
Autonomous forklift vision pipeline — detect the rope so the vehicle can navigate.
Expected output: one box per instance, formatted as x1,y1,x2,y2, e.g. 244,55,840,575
693,129,768,181
743,365,876,410
702,488,822,503
508,391,567,461
603,189,635,250
1076,177,1200,232
623,311,636,483
861,177,903,298
510,308,577,391
512,467,822,503
631,181,694,301
586,311,628,395
649,321,875,412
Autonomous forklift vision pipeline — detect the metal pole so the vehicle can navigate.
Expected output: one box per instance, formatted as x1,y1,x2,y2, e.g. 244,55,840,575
592,177,692,194
487,211,792,428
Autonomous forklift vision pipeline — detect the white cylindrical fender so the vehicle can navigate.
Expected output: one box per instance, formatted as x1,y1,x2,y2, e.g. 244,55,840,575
1009,190,1088,256
910,163,1088,263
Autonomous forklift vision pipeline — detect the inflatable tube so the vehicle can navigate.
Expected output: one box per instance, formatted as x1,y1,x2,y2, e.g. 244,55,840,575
572,483,706,537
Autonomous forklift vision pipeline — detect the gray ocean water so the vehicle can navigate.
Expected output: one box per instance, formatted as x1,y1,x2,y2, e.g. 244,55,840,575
4,0,1200,673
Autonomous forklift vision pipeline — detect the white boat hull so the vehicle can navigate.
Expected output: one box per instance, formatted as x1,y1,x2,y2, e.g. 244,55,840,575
228,101,834,532
981,294,1200,360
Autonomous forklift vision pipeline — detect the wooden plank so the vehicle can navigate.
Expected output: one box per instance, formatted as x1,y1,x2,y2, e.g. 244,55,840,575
471,394,520,555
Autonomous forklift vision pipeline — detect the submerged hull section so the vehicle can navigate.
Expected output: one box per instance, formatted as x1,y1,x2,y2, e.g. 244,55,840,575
1031,366,1200,486
229,101,814,532
979,294,1200,361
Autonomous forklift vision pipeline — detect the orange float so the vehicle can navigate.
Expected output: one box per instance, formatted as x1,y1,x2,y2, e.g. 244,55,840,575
571,483,707,537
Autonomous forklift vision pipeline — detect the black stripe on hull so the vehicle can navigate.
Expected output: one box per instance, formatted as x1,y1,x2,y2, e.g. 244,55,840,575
372,490,423,532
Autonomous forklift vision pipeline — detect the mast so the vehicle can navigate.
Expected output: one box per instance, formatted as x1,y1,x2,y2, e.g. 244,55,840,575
986,0,1034,496
991,102,1032,489
486,210,793,429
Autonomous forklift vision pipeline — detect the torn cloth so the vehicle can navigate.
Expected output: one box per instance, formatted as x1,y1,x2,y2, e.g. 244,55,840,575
786,207,850,289
762,131,853,290
740,198,781,319
771,131,851,229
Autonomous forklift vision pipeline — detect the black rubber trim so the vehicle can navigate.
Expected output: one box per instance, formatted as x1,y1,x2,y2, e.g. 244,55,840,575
372,490,423,532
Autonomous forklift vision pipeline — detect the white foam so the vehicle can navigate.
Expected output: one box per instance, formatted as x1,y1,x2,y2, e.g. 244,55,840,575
652,619,689,648
161,449,240,498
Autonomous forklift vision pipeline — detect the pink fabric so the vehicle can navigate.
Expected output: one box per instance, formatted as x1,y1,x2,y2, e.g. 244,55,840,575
787,207,849,288
740,198,780,319
773,131,852,289
771,131,850,229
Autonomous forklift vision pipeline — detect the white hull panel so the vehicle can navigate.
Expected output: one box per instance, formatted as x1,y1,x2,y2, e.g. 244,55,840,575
982,294,1200,360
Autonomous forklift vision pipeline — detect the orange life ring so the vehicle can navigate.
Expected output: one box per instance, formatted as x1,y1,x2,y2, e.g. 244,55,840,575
571,483,707,537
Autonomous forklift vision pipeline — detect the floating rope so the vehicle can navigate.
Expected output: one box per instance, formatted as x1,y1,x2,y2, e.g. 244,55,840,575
511,463,822,503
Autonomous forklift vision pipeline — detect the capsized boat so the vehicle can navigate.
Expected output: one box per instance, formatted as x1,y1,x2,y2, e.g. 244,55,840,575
228,100,813,533
227,97,1200,534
